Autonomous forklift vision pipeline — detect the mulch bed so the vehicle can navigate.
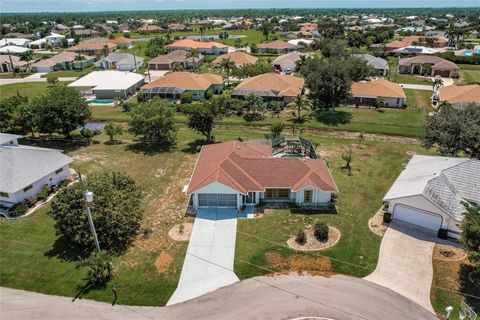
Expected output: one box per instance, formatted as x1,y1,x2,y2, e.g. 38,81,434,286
286,226,341,251
369,212,389,237
168,222,193,241
433,243,467,262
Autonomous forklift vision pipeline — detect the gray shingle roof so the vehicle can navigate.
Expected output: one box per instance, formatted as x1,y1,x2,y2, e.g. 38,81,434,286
0,133,22,145
0,145,73,193
96,53,144,66
354,54,388,71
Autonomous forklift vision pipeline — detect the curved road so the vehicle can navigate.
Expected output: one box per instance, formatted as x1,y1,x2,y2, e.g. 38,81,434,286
1,274,437,320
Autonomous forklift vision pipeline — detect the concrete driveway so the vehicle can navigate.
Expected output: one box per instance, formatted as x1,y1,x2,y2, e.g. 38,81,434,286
364,221,436,313
400,84,433,91
167,208,239,305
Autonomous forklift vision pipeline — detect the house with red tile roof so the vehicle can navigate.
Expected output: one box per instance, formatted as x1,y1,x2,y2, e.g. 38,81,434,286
187,141,338,210
351,79,406,108
437,84,480,109
165,39,228,55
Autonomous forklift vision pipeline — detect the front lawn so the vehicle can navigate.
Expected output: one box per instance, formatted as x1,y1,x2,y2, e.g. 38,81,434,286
0,82,67,100
41,67,94,79
235,135,434,278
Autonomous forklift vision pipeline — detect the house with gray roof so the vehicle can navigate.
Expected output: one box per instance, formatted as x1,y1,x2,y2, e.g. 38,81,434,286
95,53,144,71
0,133,73,208
354,53,388,76
272,51,304,74
383,155,480,239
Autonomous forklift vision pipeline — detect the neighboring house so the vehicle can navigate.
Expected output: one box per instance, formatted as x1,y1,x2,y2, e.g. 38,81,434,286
68,70,144,99
28,33,66,49
137,25,164,33
67,42,117,56
186,141,338,210
211,51,258,67
399,56,459,78
385,35,448,50
108,37,133,48
148,50,204,70
383,155,480,239
436,84,480,109
73,29,100,37
272,51,303,73
95,53,144,71
353,53,388,76
288,38,314,46
0,133,72,208
257,40,298,54
165,39,228,55
0,55,28,73
232,73,304,104
168,23,188,31
350,79,406,108
0,45,31,55
142,72,224,101
31,51,94,73
0,38,31,47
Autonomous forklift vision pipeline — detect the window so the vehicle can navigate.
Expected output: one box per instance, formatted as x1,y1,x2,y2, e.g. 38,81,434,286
23,185,33,192
304,190,312,203
0,192,9,198
55,168,63,174
265,189,290,199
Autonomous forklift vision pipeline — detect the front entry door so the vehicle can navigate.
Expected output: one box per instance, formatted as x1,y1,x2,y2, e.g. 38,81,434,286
244,192,256,205
304,190,313,203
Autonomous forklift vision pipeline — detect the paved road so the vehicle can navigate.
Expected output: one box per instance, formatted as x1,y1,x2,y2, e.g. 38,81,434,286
399,83,433,91
364,221,436,313
0,274,437,320
167,208,239,305
0,76,78,85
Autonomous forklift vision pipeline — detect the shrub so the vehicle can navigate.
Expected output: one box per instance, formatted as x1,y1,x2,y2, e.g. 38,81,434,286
383,212,392,223
9,202,29,217
314,222,329,242
205,88,214,100
82,250,113,285
36,185,49,201
122,101,135,112
180,91,193,104
80,128,101,139
295,229,306,245
58,179,70,188
25,196,38,207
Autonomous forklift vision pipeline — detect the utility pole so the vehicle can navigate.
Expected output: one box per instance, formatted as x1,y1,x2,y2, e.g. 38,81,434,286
78,172,101,252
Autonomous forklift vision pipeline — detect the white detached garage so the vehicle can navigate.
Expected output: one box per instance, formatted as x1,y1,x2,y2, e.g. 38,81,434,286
383,155,480,239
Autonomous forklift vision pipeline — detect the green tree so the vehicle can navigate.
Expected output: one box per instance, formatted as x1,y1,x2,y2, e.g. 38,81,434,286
423,103,480,158
187,49,200,71
461,205,480,267
270,122,285,138
19,50,34,71
0,95,28,133
288,94,311,120
104,123,123,142
244,93,266,120
375,97,386,110
47,77,59,86
101,44,110,57
261,23,271,41
129,98,178,145
30,86,91,137
82,250,114,285
50,172,143,255
186,101,222,143
220,58,235,87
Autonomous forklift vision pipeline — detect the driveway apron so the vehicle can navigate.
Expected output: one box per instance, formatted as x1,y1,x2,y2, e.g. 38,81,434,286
364,221,436,313
167,208,239,305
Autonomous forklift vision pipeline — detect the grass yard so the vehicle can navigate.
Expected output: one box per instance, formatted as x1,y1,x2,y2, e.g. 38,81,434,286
0,82,68,100
457,64,480,85
41,66,94,79
234,135,433,279
91,88,430,137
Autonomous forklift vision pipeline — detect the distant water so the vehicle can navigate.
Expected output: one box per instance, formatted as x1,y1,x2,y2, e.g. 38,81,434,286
186,35,246,40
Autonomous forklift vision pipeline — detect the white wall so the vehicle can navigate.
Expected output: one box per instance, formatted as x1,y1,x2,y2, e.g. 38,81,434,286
387,195,462,237
1,165,70,207
295,186,332,205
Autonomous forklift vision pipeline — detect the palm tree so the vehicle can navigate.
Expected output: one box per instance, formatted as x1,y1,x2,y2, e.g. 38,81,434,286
114,97,124,108
375,97,386,110
171,61,184,72
288,94,311,120
187,49,200,71
262,23,271,41
199,25,206,40
220,58,235,87
47,77,59,87
19,50,34,72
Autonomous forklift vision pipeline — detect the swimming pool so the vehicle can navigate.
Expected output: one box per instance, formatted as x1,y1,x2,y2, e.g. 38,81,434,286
90,99,114,104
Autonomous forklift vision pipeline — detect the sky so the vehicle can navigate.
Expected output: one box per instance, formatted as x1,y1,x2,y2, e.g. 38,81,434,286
1,0,478,13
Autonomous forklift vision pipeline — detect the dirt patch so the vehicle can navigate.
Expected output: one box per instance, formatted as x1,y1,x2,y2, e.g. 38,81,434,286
70,152,108,165
168,223,193,241
155,252,173,273
264,252,333,276
433,243,467,262
369,212,389,237
286,226,341,251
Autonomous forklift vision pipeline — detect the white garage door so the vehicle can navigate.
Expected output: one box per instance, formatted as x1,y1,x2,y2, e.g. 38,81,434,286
393,204,442,231
198,194,237,208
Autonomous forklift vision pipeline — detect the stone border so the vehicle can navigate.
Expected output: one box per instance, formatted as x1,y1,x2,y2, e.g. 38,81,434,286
368,206,389,237
286,226,341,252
